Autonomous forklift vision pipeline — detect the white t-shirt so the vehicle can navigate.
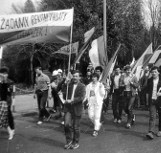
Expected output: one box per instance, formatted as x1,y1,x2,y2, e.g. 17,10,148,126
152,78,159,100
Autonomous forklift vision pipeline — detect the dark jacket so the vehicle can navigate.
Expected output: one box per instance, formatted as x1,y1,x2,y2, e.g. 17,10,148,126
63,82,86,116
147,76,161,106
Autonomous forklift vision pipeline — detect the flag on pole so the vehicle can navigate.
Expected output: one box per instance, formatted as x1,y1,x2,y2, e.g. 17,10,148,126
101,43,121,83
148,50,161,64
73,27,95,64
53,42,79,55
132,43,153,74
0,46,3,59
84,27,95,43
130,57,135,67
0,8,74,45
109,56,117,75
89,36,107,68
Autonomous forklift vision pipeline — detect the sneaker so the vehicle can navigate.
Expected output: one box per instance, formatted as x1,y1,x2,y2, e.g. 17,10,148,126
61,121,64,125
7,127,15,140
37,121,43,125
113,118,117,123
157,131,161,137
70,143,80,149
117,119,122,124
64,141,72,149
131,115,135,125
146,132,154,139
92,130,98,137
126,123,131,129
46,114,52,121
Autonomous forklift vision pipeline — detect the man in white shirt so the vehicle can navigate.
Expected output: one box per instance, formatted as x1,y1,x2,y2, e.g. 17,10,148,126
146,66,161,139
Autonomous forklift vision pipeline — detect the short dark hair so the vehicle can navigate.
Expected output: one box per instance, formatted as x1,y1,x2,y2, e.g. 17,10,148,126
114,65,120,70
92,73,100,80
72,70,80,75
95,66,103,73
151,66,159,72
35,67,42,71
0,66,9,74
124,65,131,71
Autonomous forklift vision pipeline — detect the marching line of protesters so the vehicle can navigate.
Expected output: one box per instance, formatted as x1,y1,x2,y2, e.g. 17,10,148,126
1,64,161,150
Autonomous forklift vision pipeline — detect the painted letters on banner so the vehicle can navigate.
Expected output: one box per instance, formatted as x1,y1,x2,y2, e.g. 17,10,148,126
0,8,73,45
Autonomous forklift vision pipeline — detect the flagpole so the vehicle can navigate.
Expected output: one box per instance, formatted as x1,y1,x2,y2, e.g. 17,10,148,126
103,0,108,63
66,7,74,100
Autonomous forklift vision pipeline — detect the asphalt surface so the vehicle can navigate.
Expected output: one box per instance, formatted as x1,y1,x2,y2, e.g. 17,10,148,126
0,94,161,153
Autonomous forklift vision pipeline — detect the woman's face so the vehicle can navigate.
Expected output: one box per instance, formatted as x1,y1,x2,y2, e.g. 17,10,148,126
92,76,98,83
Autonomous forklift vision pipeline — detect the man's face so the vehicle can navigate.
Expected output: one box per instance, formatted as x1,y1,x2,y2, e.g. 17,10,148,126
125,68,131,75
151,69,159,79
115,68,120,75
95,69,101,76
145,66,149,73
87,71,91,77
35,69,41,75
72,72,80,83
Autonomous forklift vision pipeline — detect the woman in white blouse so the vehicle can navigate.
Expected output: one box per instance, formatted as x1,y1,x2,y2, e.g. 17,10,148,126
85,73,105,137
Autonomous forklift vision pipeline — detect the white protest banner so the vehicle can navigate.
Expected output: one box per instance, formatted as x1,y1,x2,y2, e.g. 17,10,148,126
53,42,79,55
0,8,74,45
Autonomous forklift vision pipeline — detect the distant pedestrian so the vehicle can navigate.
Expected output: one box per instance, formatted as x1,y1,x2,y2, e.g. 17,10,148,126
0,67,15,140
34,67,51,125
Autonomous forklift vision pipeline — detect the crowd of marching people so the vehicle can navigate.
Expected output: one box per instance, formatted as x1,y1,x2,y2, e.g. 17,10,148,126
0,64,161,150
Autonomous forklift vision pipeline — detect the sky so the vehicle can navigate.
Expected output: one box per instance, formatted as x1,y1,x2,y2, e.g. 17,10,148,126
0,0,41,14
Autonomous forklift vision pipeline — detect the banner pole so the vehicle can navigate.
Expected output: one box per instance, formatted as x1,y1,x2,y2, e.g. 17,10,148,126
66,7,74,100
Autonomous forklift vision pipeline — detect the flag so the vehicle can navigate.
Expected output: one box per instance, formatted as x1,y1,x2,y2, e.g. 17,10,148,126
84,27,95,43
0,46,3,59
109,56,117,75
130,57,135,67
132,43,153,74
101,43,121,83
73,27,95,64
89,36,107,68
148,50,161,64
155,58,161,67
0,8,74,45
53,42,79,55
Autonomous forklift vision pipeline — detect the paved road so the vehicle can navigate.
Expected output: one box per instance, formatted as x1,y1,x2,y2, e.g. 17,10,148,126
0,95,161,153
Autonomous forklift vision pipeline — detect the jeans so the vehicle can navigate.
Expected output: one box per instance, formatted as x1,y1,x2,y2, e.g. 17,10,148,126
36,90,50,121
123,91,136,124
64,112,81,144
112,89,123,120
8,105,14,130
149,100,161,132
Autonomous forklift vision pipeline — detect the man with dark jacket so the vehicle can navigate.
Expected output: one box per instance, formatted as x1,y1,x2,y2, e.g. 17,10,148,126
146,66,161,139
63,70,86,150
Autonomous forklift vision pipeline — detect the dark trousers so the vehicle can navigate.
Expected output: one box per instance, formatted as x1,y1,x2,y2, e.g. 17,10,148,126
36,90,50,121
149,100,161,132
123,91,136,124
64,112,81,144
112,89,123,120
8,105,14,130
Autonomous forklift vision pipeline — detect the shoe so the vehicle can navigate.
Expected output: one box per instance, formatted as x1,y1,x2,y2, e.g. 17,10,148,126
131,115,135,125
113,118,117,123
117,119,122,124
61,121,64,125
146,132,154,139
37,121,43,125
46,114,52,121
157,131,161,137
70,143,80,149
7,127,15,140
126,123,131,129
64,141,72,149
92,130,98,137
